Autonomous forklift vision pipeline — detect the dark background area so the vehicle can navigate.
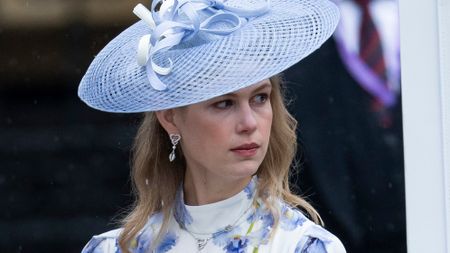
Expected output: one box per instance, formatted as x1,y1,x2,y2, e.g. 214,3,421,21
1,4,140,250
284,38,406,253
0,1,406,252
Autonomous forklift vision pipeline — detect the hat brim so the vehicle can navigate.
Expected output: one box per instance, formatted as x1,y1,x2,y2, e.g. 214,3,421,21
78,0,339,112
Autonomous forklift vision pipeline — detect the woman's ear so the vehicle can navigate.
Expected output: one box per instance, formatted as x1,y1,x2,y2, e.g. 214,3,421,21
155,109,180,134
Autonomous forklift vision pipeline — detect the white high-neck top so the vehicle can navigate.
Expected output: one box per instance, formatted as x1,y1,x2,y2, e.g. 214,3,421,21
81,177,346,253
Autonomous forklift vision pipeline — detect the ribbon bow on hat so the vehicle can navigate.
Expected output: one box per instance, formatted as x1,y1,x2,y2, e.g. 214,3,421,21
133,0,270,91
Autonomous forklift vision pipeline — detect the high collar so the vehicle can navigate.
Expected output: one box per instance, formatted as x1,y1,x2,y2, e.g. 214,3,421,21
173,176,257,235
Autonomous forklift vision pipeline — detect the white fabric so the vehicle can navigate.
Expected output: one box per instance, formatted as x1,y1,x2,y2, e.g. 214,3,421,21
81,179,346,253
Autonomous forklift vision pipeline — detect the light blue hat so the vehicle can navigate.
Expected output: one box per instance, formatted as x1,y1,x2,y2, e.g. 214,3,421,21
78,0,340,113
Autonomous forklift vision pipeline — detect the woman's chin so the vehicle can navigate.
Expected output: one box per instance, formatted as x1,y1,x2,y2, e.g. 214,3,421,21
224,160,261,178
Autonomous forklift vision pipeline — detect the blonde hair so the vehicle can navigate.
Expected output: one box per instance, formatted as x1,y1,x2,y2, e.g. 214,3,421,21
118,75,322,252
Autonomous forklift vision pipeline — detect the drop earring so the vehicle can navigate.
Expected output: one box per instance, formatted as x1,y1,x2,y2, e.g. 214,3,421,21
169,134,181,162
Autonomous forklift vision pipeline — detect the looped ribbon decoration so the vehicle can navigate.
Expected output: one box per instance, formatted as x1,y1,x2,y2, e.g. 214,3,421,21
133,0,270,90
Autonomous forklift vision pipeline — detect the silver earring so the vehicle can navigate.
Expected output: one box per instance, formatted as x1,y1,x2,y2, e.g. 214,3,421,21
169,134,181,162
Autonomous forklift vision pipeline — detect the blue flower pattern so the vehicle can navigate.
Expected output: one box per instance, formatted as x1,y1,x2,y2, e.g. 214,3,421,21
243,178,256,200
244,201,273,247
156,232,177,253
128,213,178,253
209,178,275,252
224,236,250,253
82,237,109,253
82,176,343,252
212,225,244,247
173,176,311,253
133,227,152,253
295,237,327,253
173,188,193,228
280,204,307,231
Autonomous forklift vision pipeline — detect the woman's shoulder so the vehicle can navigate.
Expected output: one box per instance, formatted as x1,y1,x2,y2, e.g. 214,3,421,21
81,212,165,253
293,222,346,253
276,203,346,253
81,228,122,253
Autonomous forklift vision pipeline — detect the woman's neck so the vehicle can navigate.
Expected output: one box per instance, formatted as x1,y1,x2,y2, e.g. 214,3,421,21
183,168,252,206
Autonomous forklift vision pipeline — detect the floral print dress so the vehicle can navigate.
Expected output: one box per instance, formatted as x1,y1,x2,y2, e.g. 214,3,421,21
81,178,346,253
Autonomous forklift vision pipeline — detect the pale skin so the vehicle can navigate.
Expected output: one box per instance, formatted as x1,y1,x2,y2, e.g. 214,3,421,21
156,79,273,206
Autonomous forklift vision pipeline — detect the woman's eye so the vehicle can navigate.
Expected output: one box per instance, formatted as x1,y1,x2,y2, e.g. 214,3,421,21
253,93,269,104
214,99,233,109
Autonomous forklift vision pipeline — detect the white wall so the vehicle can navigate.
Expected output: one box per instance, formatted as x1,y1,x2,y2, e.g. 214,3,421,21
399,0,450,252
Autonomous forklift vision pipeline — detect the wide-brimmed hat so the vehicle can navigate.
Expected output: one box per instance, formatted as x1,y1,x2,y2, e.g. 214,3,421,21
78,0,339,113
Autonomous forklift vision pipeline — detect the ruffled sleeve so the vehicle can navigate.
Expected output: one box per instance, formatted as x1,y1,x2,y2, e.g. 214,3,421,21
81,229,122,253
293,223,346,253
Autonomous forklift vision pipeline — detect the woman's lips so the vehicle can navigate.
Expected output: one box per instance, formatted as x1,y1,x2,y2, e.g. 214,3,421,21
230,143,260,157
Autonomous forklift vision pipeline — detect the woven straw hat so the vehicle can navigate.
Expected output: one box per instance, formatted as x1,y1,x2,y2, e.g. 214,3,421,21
78,0,340,112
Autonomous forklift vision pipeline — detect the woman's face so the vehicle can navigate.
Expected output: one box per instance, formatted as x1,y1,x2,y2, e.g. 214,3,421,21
172,79,273,180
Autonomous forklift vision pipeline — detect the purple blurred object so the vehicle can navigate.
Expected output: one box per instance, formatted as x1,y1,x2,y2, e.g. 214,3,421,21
333,0,400,109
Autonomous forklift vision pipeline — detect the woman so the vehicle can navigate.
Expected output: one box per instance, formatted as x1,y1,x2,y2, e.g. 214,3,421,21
79,0,345,252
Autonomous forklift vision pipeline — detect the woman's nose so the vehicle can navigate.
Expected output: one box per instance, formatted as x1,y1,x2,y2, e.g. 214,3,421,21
236,103,258,134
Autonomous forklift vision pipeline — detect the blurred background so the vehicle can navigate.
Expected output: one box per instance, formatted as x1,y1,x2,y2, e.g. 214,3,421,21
0,0,406,252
